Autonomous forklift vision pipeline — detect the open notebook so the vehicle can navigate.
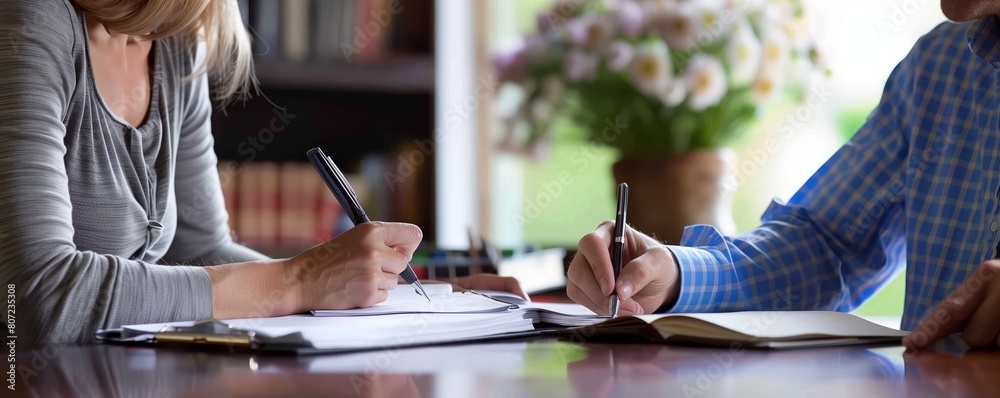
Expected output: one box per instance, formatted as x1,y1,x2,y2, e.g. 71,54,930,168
587,312,909,349
312,288,907,348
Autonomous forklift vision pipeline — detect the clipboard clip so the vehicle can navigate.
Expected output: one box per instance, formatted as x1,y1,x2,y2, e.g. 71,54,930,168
155,319,259,348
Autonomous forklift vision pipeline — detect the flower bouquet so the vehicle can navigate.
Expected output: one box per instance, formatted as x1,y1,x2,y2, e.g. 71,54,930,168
494,0,825,158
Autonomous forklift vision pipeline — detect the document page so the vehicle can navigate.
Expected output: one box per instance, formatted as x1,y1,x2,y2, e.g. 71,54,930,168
312,292,514,316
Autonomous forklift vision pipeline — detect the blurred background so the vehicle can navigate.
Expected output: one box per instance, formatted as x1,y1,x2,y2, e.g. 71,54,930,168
216,0,945,319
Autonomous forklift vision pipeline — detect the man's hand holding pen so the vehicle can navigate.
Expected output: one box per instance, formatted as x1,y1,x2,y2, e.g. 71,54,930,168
567,221,681,316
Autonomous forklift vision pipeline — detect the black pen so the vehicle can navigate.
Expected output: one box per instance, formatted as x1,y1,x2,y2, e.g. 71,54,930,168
307,148,431,301
609,183,628,318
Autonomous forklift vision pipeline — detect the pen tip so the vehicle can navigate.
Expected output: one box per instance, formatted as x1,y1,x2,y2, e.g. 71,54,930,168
414,283,431,301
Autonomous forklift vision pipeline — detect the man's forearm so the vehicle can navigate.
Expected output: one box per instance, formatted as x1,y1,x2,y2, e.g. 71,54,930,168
664,221,836,314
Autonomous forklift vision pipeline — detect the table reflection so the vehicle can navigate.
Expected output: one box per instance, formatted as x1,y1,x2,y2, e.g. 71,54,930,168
905,350,1000,398
566,344,905,397
15,337,1000,398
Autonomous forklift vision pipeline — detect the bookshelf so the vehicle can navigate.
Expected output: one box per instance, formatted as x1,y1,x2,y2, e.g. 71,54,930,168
212,0,437,256
253,56,434,93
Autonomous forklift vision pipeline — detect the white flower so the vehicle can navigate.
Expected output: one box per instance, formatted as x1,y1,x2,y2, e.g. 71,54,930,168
725,25,761,86
759,1,795,24
683,55,728,111
616,0,646,38
658,81,686,107
750,68,784,103
782,16,812,51
737,0,769,13
563,49,599,82
628,43,673,97
541,74,565,104
604,40,634,72
568,15,615,50
759,28,789,72
647,4,697,52
690,4,732,47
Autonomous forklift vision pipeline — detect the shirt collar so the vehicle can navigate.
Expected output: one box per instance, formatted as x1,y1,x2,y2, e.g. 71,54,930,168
966,15,1000,67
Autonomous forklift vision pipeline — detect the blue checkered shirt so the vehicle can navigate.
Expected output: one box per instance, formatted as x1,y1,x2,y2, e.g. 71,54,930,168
664,17,1000,331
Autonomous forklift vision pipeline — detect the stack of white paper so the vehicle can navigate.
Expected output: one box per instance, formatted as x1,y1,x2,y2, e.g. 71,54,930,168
122,312,535,350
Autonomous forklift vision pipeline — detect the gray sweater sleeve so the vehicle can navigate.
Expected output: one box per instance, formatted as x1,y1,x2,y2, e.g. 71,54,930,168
0,0,258,343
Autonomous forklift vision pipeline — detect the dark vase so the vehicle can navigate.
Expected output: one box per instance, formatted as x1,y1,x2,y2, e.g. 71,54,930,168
612,148,738,244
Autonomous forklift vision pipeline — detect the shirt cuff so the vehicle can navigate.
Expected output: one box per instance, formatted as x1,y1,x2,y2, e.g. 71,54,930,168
660,244,731,313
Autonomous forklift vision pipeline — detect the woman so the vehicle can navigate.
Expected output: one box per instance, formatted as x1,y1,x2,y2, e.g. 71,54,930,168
0,0,522,343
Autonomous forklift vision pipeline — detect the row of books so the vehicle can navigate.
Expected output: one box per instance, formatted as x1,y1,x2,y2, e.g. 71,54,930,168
219,162,347,251
218,148,432,253
239,0,433,64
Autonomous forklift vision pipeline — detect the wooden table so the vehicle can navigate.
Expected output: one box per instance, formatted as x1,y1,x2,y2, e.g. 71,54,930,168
12,338,999,397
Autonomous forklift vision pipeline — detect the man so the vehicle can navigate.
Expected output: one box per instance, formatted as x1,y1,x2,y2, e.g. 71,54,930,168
567,1,1000,350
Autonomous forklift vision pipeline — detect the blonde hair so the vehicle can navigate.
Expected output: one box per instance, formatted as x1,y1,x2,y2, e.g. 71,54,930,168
72,0,256,104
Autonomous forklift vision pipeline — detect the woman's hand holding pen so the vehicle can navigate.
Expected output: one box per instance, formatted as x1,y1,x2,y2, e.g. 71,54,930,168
567,221,681,316
287,221,423,312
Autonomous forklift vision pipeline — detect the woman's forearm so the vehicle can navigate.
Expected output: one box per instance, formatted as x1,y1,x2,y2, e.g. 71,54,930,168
205,259,304,319
206,222,424,318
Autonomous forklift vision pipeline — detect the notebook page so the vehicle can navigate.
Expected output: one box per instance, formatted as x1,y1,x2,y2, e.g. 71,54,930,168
379,283,454,306
635,311,909,340
312,292,512,317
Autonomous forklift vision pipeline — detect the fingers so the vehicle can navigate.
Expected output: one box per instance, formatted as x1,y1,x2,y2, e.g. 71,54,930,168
567,255,612,312
567,278,645,317
337,268,399,308
367,289,389,307
567,221,642,313
304,223,419,311
962,264,1000,347
904,262,997,349
576,222,617,296
371,222,423,257
904,295,980,349
377,251,410,274
341,223,415,284
611,247,678,317
379,272,400,290
567,279,608,315
616,257,657,301
346,286,391,308
616,298,645,316
504,277,529,300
